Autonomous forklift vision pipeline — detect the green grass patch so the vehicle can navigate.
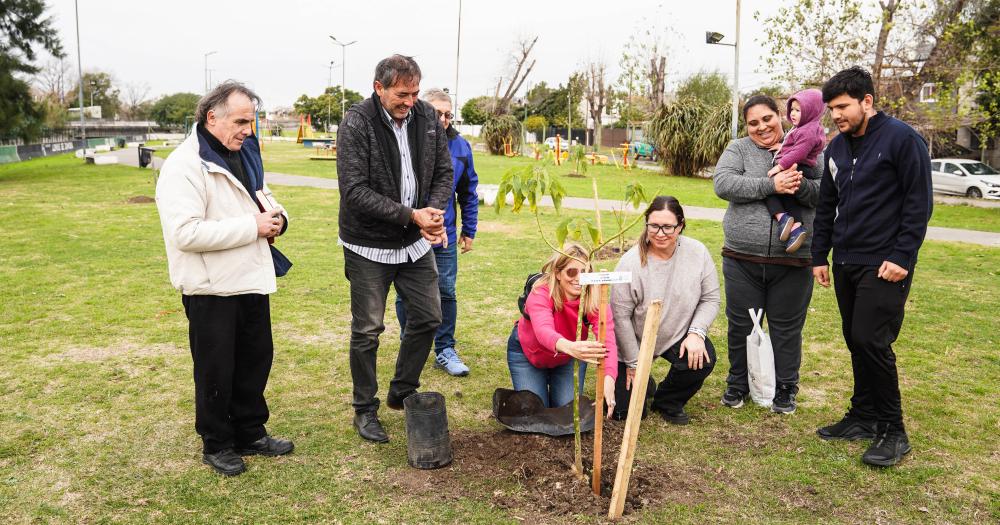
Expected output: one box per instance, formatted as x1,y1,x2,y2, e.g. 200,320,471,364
3,154,995,523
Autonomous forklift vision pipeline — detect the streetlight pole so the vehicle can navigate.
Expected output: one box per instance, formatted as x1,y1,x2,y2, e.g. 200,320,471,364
454,0,462,120
705,0,741,140
330,36,357,124
74,0,85,143
204,51,217,93
326,61,338,132
89,81,95,111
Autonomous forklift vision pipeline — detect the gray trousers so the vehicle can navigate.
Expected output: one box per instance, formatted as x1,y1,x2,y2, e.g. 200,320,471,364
723,257,813,391
344,248,441,414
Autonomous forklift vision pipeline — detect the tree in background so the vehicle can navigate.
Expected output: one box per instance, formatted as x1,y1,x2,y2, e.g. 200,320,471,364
67,71,121,120
676,71,733,109
534,75,586,128
293,86,362,130
122,82,151,120
149,93,199,128
490,37,537,116
583,61,609,151
756,0,867,86
0,0,63,140
481,114,522,155
759,0,1000,161
460,96,493,125
524,115,547,135
33,57,71,105
647,98,733,177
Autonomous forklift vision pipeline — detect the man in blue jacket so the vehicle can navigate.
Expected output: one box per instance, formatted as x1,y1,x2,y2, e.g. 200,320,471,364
811,67,932,467
397,88,479,376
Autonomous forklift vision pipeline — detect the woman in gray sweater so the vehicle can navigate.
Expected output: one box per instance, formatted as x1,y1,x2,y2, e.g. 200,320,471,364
610,196,720,425
713,95,821,414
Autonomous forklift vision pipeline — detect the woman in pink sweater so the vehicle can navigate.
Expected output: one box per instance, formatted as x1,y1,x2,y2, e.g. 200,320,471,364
507,243,618,416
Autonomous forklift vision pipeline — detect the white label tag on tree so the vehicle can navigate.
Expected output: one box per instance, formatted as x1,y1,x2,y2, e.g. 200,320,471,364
579,271,632,285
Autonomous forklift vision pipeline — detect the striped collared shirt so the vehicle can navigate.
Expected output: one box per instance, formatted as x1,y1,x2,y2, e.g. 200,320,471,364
339,105,430,264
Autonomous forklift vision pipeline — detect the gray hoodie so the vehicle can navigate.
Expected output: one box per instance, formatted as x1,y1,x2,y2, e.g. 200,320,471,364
712,137,822,259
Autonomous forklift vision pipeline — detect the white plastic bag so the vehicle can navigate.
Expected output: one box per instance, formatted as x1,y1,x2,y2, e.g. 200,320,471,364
746,308,776,408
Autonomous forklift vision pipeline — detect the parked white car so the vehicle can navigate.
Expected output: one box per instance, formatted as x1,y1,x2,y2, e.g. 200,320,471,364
543,136,573,151
931,158,1000,199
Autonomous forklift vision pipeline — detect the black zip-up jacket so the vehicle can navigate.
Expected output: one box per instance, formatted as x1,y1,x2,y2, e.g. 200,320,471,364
811,112,933,270
336,92,453,249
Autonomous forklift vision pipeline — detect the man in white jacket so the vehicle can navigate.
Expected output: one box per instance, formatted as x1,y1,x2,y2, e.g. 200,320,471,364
156,81,293,476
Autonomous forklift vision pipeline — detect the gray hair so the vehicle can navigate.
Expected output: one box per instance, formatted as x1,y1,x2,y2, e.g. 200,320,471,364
422,88,451,105
373,55,422,89
195,80,262,124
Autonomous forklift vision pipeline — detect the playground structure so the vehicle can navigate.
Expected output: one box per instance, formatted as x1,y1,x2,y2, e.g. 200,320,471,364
296,115,315,144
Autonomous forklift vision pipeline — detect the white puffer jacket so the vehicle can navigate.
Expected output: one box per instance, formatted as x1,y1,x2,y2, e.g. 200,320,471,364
155,130,286,296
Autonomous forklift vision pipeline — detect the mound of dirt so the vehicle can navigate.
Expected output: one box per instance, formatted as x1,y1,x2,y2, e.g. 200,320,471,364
390,421,704,522
127,196,155,204
592,241,635,261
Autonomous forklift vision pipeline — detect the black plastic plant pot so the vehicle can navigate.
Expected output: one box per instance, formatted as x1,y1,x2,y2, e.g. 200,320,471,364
403,392,453,469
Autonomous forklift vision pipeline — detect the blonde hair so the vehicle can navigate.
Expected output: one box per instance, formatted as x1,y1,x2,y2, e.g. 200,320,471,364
532,243,599,314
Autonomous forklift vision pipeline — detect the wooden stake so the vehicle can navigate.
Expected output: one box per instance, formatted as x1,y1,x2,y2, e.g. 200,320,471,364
592,280,610,496
608,300,663,519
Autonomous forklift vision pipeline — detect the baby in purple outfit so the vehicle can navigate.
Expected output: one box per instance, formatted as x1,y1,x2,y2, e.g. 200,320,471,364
765,88,826,253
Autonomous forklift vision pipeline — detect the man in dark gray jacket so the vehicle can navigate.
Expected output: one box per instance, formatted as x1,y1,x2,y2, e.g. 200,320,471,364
337,55,454,443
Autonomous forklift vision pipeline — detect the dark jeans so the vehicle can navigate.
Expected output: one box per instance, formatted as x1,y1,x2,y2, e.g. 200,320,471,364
395,242,458,355
344,247,442,414
833,264,912,431
610,337,716,420
723,257,813,392
182,294,273,454
506,323,586,408
764,194,805,221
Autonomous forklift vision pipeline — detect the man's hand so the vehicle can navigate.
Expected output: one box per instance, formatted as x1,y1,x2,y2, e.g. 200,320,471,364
459,235,474,253
420,227,448,247
878,261,908,282
772,163,802,195
411,207,444,230
256,208,283,238
679,332,710,370
813,265,831,287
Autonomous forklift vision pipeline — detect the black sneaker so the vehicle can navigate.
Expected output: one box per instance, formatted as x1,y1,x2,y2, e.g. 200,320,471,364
721,387,747,408
816,413,876,441
772,384,798,414
862,425,911,467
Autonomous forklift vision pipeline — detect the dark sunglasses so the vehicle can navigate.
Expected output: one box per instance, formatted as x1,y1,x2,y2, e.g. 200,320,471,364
563,267,580,278
436,110,454,120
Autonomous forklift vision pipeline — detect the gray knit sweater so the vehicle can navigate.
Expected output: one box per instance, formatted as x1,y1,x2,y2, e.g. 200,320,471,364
713,137,822,258
611,237,721,367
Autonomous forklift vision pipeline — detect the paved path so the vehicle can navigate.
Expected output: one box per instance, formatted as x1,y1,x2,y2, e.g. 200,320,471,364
97,146,166,170
263,172,1000,248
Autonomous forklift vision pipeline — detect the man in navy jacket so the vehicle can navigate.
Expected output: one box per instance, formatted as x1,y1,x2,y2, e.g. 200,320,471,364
811,67,932,467
396,88,479,377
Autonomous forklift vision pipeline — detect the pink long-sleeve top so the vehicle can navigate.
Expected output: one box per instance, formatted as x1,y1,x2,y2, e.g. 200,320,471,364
517,284,618,379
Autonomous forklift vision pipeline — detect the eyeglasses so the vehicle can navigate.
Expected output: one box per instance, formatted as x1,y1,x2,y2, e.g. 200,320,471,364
563,267,580,278
436,110,454,120
646,222,680,235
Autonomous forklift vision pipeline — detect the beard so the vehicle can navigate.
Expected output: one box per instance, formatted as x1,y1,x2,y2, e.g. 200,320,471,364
846,112,869,136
